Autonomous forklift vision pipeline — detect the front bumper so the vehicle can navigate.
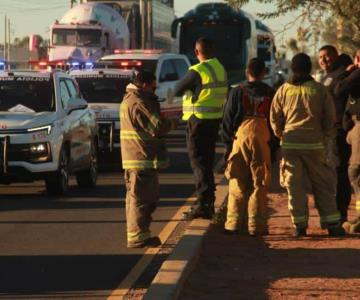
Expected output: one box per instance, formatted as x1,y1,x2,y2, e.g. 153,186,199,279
97,119,120,152
0,136,58,182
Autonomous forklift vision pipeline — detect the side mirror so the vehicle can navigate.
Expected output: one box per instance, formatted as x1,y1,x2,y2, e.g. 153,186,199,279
171,18,182,39
66,98,88,115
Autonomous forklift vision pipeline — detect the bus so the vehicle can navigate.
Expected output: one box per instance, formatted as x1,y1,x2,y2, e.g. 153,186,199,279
171,3,276,86
254,19,277,86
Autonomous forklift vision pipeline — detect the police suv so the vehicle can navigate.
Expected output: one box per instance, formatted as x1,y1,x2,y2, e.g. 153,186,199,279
98,50,191,119
0,70,98,195
69,68,133,158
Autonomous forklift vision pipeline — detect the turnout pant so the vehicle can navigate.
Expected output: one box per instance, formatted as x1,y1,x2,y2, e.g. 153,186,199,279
336,129,352,221
225,118,271,233
124,169,159,246
186,115,220,205
280,149,341,229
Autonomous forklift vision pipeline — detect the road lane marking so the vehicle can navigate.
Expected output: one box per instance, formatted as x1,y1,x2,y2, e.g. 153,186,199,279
107,196,197,299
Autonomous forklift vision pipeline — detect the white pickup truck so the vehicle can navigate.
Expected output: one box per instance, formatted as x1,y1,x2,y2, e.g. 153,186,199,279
99,50,191,119
0,70,98,195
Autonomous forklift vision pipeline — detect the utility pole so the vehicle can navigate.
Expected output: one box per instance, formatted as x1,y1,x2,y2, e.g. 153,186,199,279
147,0,153,48
4,15,7,61
140,0,147,49
7,17,10,62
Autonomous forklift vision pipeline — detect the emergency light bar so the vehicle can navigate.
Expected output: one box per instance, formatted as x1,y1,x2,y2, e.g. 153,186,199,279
29,60,95,71
113,49,163,55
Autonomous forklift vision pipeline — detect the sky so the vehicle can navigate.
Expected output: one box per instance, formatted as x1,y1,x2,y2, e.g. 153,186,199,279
0,0,299,49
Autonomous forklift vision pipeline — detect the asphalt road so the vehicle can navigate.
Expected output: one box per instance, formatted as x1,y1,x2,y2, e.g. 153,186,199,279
0,125,223,299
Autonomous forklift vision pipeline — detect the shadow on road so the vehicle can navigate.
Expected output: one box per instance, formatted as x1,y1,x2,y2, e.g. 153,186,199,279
0,254,144,297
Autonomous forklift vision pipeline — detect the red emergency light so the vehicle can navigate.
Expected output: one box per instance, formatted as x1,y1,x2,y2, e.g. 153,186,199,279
119,61,143,67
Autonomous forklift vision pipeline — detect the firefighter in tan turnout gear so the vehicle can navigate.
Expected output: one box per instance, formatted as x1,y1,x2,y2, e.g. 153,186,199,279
270,53,345,237
120,71,176,248
222,58,274,235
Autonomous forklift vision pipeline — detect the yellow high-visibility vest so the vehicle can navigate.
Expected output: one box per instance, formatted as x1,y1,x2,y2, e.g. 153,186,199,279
182,58,228,120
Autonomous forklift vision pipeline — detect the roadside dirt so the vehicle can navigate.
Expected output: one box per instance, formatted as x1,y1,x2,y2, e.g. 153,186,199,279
179,170,360,300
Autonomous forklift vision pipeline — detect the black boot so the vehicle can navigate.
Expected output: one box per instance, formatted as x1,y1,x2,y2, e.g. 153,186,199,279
328,226,346,237
293,228,307,237
182,202,214,220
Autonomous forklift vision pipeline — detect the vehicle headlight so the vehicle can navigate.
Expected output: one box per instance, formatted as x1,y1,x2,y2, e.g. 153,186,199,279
30,143,47,153
27,124,53,135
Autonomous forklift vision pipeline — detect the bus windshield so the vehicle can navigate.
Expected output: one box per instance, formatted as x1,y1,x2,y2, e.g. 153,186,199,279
182,22,246,70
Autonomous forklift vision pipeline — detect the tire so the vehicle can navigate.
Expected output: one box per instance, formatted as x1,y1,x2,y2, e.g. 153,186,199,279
46,148,69,196
76,142,98,188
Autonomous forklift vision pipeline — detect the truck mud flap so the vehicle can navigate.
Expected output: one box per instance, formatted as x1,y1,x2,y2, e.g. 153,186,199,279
0,136,9,174
98,122,114,152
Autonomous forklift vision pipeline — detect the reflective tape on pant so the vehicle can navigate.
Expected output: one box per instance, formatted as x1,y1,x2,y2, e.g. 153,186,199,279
291,215,308,224
356,200,360,212
320,213,341,223
127,230,150,243
122,159,168,169
120,130,152,140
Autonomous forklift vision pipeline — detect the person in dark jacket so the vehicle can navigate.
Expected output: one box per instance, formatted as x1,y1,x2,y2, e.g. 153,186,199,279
319,45,353,222
337,49,360,233
222,58,274,235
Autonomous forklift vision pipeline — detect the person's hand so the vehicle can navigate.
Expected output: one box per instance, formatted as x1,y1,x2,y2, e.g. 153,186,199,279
346,64,357,72
355,54,360,68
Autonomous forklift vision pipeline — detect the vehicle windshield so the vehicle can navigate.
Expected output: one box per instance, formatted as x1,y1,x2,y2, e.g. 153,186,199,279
52,28,101,47
99,59,158,74
74,75,131,103
257,35,273,62
182,22,246,71
0,77,55,113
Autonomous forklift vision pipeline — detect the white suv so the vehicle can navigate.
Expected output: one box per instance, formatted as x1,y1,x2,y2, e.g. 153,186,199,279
69,68,133,157
0,70,98,195
98,50,191,119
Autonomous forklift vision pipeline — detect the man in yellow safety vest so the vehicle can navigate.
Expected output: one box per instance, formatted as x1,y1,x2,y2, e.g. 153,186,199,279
174,37,228,219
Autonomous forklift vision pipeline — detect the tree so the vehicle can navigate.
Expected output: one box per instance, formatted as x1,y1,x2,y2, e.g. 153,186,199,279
226,0,360,50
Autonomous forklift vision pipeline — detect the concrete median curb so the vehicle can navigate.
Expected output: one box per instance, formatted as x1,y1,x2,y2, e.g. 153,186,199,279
143,177,228,300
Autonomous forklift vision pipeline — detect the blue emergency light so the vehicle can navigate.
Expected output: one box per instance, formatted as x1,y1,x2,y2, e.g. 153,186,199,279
85,62,94,70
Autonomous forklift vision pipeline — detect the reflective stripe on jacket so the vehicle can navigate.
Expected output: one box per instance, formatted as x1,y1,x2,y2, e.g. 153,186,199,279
270,80,336,150
120,84,174,170
182,58,228,120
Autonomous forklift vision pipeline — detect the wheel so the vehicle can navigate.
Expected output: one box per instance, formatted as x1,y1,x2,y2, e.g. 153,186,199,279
76,142,98,188
46,148,69,196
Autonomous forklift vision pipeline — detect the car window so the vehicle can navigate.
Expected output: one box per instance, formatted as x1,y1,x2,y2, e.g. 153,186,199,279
173,59,189,79
59,80,71,109
159,60,178,82
65,79,79,98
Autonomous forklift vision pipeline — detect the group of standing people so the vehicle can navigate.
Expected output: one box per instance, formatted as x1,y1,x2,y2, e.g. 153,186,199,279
120,37,360,248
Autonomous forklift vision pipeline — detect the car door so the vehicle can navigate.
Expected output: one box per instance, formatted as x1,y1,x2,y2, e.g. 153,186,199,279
64,78,92,170
156,58,181,118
